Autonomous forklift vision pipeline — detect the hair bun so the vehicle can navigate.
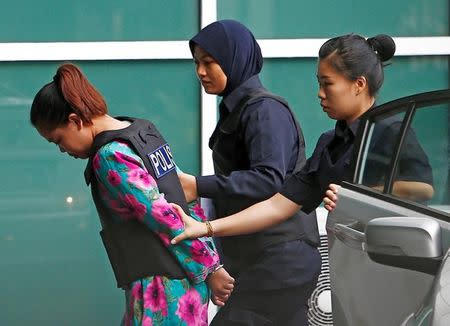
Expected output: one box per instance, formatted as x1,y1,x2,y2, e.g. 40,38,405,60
367,34,396,61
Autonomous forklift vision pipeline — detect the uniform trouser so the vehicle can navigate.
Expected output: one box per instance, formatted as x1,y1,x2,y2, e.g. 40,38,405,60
210,278,318,326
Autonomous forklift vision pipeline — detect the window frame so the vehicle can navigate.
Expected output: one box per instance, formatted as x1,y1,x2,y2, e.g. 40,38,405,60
349,89,450,219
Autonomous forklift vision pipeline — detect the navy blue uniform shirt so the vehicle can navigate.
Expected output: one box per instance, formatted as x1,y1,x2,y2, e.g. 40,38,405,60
189,19,320,324
196,75,299,202
281,113,433,212
196,75,320,290
281,119,359,212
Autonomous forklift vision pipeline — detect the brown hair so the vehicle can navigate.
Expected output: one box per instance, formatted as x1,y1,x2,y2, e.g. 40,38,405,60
30,62,107,130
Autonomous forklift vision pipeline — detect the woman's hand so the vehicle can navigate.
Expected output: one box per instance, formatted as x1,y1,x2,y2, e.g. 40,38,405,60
323,183,341,212
170,203,209,244
207,267,235,306
178,172,199,202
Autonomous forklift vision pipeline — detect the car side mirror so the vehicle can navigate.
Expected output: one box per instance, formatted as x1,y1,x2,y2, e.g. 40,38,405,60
365,217,443,275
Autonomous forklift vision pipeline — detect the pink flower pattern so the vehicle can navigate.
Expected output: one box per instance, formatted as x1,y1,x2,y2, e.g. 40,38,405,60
142,315,153,326
131,282,143,300
200,303,208,326
128,169,156,189
191,202,207,221
176,289,204,326
114,150,140,169
151,196,184,230
107,169,122,186
144,277,168,316
110,193,147,221
190,240,215,267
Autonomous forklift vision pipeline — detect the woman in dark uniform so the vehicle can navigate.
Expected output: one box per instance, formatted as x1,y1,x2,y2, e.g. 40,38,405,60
179,20,321,326
172,32,434,237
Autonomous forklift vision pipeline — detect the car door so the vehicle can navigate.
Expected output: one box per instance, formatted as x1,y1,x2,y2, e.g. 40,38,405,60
327,89,450,326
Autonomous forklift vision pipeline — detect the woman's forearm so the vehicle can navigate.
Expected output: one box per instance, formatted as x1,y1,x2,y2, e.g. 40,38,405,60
392,181,434,202
371,181,434,202
210,193,301,237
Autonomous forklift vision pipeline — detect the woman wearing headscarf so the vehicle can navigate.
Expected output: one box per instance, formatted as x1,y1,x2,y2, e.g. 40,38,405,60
178,20,321,326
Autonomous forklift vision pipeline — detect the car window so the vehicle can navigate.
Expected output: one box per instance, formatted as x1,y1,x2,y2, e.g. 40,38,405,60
402,105,449,208
358,103,449,213
359,109,406,190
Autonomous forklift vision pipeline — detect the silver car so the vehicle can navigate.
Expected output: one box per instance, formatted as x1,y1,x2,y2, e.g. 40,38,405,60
327,89,450,326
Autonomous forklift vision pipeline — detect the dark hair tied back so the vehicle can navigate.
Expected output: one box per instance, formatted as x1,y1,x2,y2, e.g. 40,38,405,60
367,34,396,62
318,33,396,96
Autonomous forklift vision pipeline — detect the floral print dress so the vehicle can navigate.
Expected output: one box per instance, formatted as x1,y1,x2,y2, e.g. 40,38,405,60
92,140,220,326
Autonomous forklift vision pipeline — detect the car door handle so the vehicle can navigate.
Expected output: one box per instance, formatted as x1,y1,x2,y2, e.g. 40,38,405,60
333,222,366,251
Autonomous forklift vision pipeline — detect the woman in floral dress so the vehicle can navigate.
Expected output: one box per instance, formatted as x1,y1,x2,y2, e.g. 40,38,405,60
30,62,234,325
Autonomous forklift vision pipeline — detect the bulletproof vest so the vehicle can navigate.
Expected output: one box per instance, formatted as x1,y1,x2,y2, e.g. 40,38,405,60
84,117,189,289
209,89,320,261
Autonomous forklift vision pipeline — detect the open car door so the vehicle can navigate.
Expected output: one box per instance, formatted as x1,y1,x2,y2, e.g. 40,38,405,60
327,89,450,326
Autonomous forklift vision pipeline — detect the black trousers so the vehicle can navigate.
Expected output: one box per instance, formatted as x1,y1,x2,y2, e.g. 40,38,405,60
210,280,317,326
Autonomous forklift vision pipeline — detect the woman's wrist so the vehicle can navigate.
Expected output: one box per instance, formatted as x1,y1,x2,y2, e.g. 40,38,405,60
213,264,224,273
207,263,224,279
205,220,214,237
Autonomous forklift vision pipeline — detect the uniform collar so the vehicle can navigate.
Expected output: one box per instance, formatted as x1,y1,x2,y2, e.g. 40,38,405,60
334,118,360,142
335,102,377,140
221,75,263,113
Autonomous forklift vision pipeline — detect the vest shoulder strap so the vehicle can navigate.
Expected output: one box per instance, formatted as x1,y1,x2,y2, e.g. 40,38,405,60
220,88,288,134
220,89,306,173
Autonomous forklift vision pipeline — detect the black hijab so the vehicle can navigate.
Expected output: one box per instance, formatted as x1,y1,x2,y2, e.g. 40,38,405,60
189,19,263,97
